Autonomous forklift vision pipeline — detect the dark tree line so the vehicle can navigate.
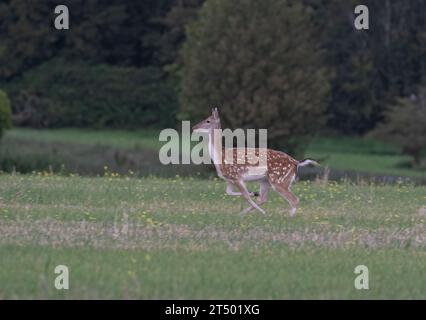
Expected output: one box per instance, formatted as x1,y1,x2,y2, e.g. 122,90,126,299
0,0,425,142
0,0,184,128
319,0,426,134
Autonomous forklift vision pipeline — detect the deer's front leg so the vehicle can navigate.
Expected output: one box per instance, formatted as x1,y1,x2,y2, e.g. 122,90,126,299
226,182,258,197
239,180,271,215
234,180,266,215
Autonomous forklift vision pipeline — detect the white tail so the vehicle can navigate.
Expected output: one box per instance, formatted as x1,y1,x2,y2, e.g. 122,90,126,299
298,159,320,167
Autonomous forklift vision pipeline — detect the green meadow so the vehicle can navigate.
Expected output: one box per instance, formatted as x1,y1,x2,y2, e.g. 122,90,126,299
0,174,425,299
0,128,425,299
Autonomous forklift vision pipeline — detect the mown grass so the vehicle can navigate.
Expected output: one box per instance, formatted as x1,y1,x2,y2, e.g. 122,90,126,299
0,174,425,299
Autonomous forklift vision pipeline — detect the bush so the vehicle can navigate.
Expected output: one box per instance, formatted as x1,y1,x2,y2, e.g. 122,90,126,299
368,87,426,168
8,59,178,129
0,89,12,137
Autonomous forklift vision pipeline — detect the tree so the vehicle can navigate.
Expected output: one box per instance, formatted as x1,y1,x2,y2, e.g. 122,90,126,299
180,0,332,156
0,89,12,137
157,0,204,66
369,87,426,168
320,0,426,134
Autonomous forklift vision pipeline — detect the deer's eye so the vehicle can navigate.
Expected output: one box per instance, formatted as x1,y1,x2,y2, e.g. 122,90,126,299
206,120,210,123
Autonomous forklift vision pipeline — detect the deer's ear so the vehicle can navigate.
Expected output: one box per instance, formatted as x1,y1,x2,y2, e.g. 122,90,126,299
213,107,219,119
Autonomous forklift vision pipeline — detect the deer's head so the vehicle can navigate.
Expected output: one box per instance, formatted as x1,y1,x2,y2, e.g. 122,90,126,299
192,108,221,133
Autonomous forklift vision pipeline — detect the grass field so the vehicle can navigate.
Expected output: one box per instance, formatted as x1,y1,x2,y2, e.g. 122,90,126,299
7,128,162,150
308,136,425,179
0,173,425,299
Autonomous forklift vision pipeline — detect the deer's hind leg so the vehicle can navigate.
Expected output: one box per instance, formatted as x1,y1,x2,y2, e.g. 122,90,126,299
273,185,299,216
257,180,271,205
269,168,299,216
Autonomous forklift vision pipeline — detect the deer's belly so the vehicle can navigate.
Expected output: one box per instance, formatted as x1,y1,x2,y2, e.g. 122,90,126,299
242,166,268,181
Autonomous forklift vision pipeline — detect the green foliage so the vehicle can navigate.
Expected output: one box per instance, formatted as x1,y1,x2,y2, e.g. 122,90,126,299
180,0,332,156
0,0,175,80
1,0,426,135
9,60,178,128
157,0,205,66
322,0,426,134
369,87,426,167
0,1,181,130
0,89,12,137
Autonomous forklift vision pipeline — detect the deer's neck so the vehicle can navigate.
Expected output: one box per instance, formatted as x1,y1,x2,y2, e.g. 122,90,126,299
208,126,224,177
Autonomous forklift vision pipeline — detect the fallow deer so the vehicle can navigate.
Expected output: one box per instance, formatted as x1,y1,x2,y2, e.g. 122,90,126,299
192,108,319,216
